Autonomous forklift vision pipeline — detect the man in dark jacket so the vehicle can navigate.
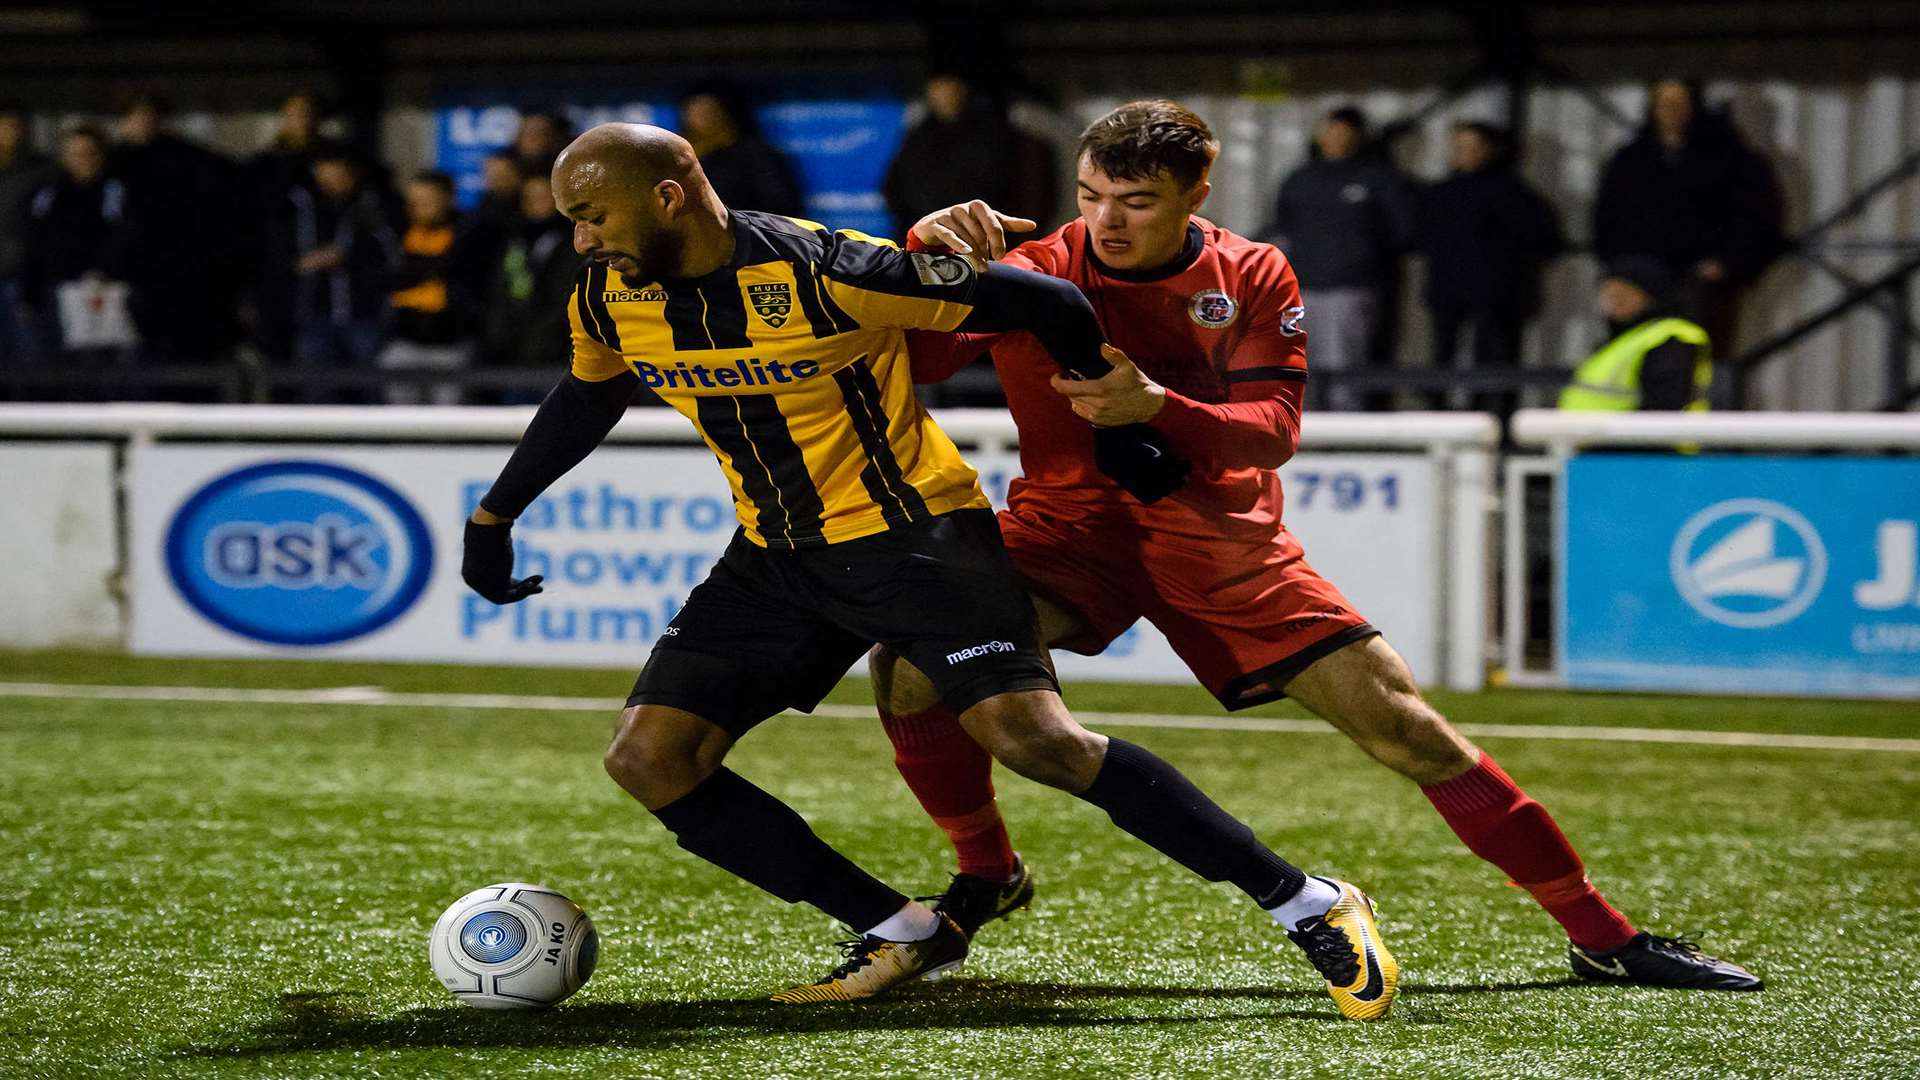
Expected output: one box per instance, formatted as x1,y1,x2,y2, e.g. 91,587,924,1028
1262,106,1416,411
111,95,242,367
289,143,396,401
1593,79,1784,356
481,169,578,387
883,73,1058,236
679,84,805,220
244,91,322,365
23,127,135,367
1422,122,1562,417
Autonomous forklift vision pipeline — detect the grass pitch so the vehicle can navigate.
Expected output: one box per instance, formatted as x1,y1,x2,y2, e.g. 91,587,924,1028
3,650,1917,1079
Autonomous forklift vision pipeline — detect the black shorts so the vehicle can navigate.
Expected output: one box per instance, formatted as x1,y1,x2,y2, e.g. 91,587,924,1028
628,508,1058,736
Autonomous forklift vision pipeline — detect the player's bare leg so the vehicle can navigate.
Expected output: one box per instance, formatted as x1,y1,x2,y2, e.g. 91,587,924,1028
1275,636,1478,785
876,652,1399,1020
602,704,967,1001
1282,636,1760,991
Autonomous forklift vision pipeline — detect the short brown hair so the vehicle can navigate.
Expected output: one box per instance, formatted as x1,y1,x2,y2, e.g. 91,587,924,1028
1076,100,1219,189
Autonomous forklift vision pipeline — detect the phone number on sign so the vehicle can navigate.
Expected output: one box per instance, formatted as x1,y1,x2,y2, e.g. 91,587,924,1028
1290,471,1400,512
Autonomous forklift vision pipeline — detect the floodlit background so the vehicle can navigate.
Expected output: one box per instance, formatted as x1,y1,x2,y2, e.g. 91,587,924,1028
1,3,1917,1077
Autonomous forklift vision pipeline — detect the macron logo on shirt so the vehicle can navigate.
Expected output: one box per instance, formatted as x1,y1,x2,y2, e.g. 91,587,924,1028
946,640,1016,665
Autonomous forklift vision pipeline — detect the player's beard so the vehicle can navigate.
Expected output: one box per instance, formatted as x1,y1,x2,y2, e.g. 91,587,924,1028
617,229,686,286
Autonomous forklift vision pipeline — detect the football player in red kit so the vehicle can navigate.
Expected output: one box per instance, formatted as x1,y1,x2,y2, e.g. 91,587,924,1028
872,100,1760,991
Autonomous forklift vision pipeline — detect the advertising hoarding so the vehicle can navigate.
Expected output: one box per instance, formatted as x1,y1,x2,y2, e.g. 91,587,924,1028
1564,454,1920,698
130,444,1441,686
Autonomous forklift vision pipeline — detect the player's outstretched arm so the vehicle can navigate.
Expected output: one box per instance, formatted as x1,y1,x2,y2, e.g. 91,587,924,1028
911,200,1037,269
463,371,640,604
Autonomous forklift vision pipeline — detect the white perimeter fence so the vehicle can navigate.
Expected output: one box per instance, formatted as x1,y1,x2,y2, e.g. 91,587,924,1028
2,405,1917,699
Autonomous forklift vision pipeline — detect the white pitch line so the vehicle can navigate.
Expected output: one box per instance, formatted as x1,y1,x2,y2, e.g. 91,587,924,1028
3,681,1917,754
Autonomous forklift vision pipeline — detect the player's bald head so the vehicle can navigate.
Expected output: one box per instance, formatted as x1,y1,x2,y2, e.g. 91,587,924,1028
552,123,699,205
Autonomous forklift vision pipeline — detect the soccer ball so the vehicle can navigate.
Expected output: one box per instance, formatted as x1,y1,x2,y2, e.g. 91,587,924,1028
429,882,598,1009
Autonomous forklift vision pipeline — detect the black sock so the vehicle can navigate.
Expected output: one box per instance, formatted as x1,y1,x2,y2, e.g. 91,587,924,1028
1075,737,1307,907
651,767,907,930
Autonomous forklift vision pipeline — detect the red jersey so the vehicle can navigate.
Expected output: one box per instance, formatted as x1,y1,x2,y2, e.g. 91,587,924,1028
907,216,1307,541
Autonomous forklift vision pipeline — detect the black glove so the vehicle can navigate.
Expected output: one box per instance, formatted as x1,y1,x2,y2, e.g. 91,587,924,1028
462,519,544,604
1092,424,1191,504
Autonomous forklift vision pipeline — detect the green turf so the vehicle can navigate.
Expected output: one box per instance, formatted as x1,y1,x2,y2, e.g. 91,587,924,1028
3,651,1918,1078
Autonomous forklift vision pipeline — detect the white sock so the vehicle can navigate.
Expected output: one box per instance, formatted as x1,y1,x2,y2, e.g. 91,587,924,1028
1265,876,1341,931
862,901,940,942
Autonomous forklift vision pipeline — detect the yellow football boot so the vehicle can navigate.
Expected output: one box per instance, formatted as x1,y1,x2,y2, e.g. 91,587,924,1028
770,913,968,1004
1285,879,1399,1021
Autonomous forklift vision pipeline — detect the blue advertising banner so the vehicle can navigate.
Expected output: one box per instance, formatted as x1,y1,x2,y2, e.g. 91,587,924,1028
757,100,905,237
434,94,905,236
436,99,678,210
1563,454,1920,698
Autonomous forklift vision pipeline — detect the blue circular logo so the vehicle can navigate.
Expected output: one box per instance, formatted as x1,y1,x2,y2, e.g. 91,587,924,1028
459,911,529,964
165,460,434,646
1670,498,1828,630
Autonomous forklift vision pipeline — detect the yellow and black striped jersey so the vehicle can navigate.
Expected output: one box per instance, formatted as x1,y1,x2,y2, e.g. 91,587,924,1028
567,211,989,549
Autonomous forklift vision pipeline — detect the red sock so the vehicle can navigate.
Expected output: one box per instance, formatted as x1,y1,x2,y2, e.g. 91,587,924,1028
1420,753,1637,952
879,704,1016,881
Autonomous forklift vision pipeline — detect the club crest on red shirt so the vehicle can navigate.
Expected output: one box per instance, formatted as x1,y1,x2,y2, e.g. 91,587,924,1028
1188,289,1238,329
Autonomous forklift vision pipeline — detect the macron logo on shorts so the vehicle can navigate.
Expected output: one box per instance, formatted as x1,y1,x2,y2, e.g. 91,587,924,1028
946,640,1016,665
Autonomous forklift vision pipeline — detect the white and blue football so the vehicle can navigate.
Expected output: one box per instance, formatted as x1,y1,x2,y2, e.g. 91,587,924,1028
429,882,597,1009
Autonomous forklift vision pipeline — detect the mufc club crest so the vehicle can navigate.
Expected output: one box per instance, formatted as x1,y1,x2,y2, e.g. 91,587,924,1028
1188,289,1238,329
747,282,792,328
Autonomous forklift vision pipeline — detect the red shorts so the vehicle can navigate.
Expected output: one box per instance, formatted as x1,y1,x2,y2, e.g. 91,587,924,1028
997,505,1377,710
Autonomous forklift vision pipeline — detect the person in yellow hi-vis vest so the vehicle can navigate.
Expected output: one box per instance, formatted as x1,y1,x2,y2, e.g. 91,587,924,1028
1560,255,1712,411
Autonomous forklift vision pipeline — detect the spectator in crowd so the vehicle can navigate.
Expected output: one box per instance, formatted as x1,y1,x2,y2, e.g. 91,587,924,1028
481,170,579,386
249,91,321,210
380,170,477,405
476,150,524,229
245,90,323,365
883,71,1058,236
111,94,242,367
1421,121,1562,418
679,83,805,219
1560,255,1711,412
513,109,572,176
1593,78,1784,356
1262,106,1416,411
289,142,396,401
461,150,525,297
22,126,135,365
0,104,55,366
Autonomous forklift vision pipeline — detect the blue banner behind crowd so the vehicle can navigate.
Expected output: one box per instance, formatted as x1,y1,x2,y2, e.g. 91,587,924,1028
1563,455,1920,698
435,95,905,236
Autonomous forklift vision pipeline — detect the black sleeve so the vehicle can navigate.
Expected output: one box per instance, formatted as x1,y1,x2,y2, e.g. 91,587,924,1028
479,371,641,518
1638,338,1702,411
956,262,1111,379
